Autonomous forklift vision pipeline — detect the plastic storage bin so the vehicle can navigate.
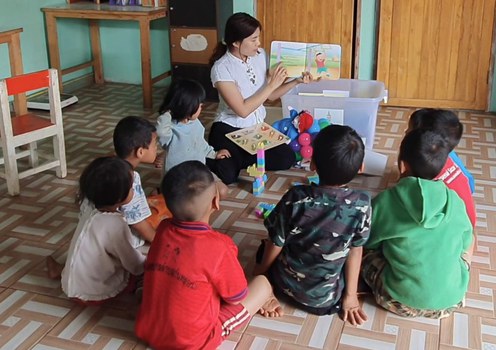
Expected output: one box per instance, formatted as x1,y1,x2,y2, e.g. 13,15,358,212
281,79,386,149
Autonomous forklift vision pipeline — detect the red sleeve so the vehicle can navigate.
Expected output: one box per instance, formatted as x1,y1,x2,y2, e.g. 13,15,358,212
212,237,248,304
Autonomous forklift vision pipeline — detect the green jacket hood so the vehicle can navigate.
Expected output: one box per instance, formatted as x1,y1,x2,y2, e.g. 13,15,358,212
392,177,449,229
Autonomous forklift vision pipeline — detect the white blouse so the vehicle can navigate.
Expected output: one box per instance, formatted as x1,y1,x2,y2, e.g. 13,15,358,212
211,49,268,128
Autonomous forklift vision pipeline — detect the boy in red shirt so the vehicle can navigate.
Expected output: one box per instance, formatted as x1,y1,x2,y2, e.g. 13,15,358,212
135,161,282,350
406,108,476,228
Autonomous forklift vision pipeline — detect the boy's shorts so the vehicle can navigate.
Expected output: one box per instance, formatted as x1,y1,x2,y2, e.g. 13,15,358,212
218,303,251,338
362,250,464,319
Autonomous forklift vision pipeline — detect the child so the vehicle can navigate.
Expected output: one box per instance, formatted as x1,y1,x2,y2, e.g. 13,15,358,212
156,78,230,197
362,128,473,318
253,125,370,325
135,161,282,350
315,52,328,77
48,156,145,305
114,116,158,243
406,108,476,228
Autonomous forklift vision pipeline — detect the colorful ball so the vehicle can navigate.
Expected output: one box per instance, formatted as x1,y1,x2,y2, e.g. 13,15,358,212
300,145,313,159
295,152,302,162
289,139,301,152
298,133,311,146
307,118,321,134
318,118,331,130
297,111,314,133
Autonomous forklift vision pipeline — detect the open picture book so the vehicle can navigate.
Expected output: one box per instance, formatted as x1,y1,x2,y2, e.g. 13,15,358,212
269,40,341,80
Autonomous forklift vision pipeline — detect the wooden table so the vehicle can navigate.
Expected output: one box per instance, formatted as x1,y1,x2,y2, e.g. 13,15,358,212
41,4,171,109
0,28,27,115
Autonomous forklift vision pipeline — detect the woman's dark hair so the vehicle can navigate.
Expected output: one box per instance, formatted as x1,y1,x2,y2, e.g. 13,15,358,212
158,79,205,122
209,12,261,65
78,156,133,209
312,125,365,186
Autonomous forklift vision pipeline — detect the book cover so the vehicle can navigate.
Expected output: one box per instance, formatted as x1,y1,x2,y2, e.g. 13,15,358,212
269,41,341,80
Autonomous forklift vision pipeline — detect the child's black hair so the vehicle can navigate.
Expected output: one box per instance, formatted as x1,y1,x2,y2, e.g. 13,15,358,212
78,156,133,209
312,125,365,186
158,79,206,122
161,160,214,221
113,116,156,159
399,128,450,180
408,108,463,151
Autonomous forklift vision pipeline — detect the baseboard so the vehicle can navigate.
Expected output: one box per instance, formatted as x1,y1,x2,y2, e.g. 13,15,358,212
62,73,94,93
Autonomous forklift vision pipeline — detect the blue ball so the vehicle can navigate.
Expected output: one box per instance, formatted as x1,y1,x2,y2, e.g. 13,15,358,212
307,119,321,134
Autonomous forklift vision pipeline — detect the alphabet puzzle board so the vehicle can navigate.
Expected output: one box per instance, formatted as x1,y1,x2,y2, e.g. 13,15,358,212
225,122,291,155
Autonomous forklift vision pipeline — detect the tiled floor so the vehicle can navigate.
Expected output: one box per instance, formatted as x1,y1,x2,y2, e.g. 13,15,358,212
0,83,495,349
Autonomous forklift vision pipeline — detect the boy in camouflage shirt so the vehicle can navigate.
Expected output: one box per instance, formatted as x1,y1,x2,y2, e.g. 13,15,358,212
254,125,371,325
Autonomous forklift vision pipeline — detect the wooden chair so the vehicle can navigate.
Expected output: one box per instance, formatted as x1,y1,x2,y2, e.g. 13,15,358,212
0,69,67,195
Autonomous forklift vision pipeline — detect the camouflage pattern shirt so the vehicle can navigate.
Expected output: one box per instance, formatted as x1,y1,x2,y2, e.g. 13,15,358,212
264,185,371,309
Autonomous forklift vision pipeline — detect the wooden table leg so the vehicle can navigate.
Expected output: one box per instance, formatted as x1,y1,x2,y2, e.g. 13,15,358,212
45,13,63,92
8,32,26,115
139,18,152,109
89,19,104,84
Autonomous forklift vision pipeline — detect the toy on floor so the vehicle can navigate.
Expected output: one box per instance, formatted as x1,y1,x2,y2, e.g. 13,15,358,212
145,194,172,230
247,143,268,196
273,107,325,163
255,202,276,219
307,174,320,185
225,122,290,155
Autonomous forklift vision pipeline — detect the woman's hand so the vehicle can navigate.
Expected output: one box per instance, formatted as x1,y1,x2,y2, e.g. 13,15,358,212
215,149,231,159
296,71,319,84
267,63,288,90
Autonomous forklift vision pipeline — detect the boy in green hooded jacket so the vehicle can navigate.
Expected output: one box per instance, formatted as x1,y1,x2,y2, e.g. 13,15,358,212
362,128,473,318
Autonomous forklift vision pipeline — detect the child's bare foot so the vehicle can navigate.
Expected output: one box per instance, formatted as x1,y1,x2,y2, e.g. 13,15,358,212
259,294,284,317
46,256,63,279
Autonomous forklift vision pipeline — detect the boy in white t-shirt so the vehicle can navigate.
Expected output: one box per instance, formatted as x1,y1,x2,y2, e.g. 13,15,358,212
113,116,158,245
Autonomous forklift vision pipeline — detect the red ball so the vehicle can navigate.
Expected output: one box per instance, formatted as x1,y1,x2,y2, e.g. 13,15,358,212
300,145,313,159
298,133,311,146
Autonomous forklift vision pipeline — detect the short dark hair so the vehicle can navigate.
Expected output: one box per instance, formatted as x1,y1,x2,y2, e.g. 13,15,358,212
113,116,156,159
161,161,215,221
78,156,133,209
408,108,463,151
399,128,450,179
158,79,205,122
312,125,365,186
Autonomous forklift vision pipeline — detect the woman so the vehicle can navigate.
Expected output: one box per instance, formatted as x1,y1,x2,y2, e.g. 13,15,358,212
207,12,314,184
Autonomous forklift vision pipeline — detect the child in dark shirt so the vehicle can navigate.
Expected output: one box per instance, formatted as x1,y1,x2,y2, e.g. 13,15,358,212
254,125,371,325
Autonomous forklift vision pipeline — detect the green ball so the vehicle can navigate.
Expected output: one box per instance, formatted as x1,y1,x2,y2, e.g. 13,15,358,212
295,152,302,162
